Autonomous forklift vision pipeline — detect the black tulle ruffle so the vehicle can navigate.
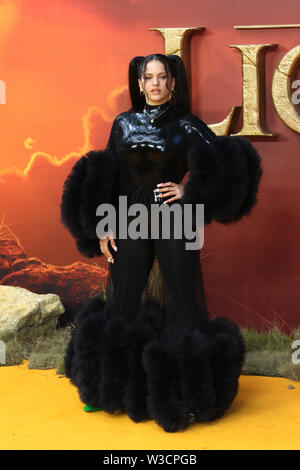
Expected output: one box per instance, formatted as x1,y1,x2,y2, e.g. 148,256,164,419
182,135,263,225
64,295,245,433
60,149,120,258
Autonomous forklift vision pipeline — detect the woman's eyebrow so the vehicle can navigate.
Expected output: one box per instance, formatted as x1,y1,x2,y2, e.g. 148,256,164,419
144,72,167,75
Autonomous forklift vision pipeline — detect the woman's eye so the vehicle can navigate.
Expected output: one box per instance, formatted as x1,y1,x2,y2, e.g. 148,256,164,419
144,76,167,80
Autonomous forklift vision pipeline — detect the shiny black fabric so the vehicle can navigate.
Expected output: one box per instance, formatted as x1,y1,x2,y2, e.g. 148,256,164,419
103,101,217,344
106,100,217,199
63,101,248,432
60,101,262,256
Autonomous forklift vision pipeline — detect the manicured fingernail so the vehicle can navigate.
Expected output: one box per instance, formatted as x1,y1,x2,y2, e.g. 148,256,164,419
113,246,118,251
157,183,163,187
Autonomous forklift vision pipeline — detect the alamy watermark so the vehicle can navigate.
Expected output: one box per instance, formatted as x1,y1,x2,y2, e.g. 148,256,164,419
291,340,300,365
95,197,205,250
0,80,6,104
0,341,6,365
291,80,300,105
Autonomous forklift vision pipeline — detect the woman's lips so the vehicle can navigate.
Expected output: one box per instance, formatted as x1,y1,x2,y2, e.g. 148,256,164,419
151,89,161,94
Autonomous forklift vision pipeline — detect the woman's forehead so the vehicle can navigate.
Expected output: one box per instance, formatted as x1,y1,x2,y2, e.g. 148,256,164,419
144,60,166,73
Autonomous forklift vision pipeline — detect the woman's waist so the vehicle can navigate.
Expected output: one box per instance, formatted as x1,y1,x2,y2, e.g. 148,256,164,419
119,183,164,205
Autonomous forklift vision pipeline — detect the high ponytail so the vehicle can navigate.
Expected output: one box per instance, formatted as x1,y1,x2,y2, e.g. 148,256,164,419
167,54,190,113
128,56,145,110
128,53,191,113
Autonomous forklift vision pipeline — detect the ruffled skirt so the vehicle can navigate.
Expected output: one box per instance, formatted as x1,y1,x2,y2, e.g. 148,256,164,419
64,185,245,432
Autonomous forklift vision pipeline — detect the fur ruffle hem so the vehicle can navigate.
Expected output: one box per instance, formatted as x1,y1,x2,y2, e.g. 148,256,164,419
64,295,246,433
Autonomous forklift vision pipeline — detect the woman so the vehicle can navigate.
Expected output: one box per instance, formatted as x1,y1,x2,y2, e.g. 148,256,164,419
60,53,263,432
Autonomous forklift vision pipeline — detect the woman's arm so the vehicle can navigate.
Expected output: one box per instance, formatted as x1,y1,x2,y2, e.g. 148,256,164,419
97,116,124,263
181,114,263,225
60,117,121,258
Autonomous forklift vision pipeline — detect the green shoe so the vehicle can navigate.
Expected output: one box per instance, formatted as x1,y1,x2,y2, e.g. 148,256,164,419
83,404,103,412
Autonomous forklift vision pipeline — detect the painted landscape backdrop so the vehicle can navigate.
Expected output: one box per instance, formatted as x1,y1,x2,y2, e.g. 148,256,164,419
1,0,300,331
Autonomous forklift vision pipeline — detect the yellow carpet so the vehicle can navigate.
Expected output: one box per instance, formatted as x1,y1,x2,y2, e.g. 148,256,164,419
0,361,299,450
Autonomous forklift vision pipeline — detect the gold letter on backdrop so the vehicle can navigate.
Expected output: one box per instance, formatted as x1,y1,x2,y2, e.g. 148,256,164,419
149,27,241,136
271,44,300,134
149,30,300,136
229,44,278,137
148,27,203,91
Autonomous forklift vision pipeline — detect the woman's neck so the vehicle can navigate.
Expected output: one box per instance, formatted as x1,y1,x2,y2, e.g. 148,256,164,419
144,100,171,112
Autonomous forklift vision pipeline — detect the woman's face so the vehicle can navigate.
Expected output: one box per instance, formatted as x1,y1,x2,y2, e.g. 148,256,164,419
138,60,175,106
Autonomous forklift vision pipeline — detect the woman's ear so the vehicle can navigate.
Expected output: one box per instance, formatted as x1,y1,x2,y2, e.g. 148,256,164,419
138,78,143,93
171,77,175,91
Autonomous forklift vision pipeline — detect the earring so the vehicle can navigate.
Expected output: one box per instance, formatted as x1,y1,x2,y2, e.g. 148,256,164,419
169,89,175,104
140,90,144,96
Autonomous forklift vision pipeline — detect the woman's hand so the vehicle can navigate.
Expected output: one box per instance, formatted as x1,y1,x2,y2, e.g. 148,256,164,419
154,181,184,204
99,229,117,264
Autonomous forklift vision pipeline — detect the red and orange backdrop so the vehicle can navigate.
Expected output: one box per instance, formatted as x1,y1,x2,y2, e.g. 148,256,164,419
1,0,300,331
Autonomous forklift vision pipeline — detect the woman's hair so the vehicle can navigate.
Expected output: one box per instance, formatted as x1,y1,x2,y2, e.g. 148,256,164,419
128,53,190,112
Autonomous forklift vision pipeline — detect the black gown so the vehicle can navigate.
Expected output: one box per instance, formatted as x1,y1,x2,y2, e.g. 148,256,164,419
60,100,263,432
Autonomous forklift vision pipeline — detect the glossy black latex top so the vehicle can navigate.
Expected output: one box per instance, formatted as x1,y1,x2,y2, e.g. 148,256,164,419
106,100,217,192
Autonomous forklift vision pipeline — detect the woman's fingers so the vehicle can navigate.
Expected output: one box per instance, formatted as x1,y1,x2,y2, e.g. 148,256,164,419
156,182,174,192
157,181,173,187
154,182,184,204
159,190,176,197
100,239,114,263
163,195,181,204
109,237,118,253
99,231,117,263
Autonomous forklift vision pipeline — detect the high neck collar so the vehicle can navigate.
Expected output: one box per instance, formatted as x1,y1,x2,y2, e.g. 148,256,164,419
144,100,171,115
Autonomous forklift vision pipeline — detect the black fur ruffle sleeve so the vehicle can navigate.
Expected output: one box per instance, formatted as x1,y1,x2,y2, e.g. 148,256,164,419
60,148,120,258
181,114,263,225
